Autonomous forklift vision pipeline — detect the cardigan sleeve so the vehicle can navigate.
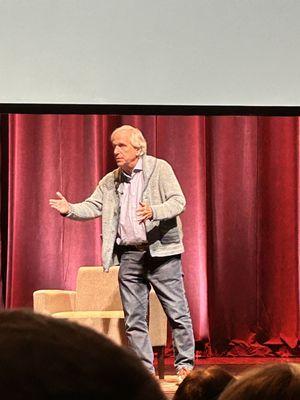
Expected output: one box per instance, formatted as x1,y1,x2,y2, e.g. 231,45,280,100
66,180,104,221
150,160,186,221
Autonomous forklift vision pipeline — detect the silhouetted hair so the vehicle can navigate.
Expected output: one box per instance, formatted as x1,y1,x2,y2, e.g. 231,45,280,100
0,309,166,400
219,363,300,400
174,366,235,400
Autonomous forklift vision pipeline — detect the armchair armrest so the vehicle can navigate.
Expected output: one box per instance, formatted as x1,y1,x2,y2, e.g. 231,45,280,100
33,290,76,315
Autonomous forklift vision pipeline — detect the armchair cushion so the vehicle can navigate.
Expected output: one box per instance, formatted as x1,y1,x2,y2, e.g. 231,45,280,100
53,310,125,345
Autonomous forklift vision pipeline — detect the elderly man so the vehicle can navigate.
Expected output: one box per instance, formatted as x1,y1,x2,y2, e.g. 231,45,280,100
50,125,195,381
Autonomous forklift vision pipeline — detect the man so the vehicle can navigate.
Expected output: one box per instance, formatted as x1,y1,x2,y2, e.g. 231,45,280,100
50,125,195,381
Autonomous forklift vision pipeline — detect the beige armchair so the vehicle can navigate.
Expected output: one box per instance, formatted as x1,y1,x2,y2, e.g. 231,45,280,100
33,266,167,378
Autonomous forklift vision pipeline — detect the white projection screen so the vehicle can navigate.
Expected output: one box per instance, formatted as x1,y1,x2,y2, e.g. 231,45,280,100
0,0,300,107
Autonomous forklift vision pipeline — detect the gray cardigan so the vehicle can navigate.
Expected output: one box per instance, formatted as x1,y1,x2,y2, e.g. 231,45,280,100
67,155,185,271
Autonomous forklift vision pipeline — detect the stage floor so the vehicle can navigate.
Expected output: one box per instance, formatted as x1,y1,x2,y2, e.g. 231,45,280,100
158,357,300,399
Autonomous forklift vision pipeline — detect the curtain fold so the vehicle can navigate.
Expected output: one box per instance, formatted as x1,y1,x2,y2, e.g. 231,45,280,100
0,114,8,308
206,117,260,354
256,118,299,354
0,113,299,355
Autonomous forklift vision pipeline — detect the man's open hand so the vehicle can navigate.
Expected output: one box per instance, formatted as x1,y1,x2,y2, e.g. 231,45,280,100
137,202,153,223
49,192,70,215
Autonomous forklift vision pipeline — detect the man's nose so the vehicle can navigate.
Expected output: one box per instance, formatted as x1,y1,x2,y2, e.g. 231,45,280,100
114,146,119,155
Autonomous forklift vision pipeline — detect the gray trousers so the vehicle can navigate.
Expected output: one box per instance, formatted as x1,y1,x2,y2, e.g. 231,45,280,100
117,248,195,373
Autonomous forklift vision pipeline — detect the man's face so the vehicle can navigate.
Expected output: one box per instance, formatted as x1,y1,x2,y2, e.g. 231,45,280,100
111,130,139,173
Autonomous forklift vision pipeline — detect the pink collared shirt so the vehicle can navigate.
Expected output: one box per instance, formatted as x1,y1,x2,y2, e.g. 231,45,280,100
116,158,147,245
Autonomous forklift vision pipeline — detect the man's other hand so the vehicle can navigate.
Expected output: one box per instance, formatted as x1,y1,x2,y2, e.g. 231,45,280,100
137,202,153,223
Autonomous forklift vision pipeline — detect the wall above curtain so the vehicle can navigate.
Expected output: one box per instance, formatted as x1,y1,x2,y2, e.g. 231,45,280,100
0,114,299,357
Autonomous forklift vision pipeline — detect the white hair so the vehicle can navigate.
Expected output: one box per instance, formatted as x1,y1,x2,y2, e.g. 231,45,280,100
111,125,147,156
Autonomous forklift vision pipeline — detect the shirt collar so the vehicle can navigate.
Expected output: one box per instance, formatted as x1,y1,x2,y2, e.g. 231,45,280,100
133,158,143,172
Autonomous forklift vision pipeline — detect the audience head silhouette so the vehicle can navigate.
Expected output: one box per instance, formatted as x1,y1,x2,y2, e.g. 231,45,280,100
174,366,235,400
0,309,166,400
219,363,300,400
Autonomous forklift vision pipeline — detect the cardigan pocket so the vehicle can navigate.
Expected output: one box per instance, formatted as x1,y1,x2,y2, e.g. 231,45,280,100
159,218,181,244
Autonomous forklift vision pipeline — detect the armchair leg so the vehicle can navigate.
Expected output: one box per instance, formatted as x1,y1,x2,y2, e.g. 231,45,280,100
154,346,165,379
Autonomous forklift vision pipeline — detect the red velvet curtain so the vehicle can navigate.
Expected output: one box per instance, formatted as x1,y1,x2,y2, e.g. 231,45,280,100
0,114,299,356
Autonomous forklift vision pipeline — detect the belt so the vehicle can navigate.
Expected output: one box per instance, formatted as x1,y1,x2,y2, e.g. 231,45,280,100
117,243,149,252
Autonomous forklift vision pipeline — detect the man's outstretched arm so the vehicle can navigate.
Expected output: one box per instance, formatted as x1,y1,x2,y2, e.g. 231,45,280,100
49,182,103,220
